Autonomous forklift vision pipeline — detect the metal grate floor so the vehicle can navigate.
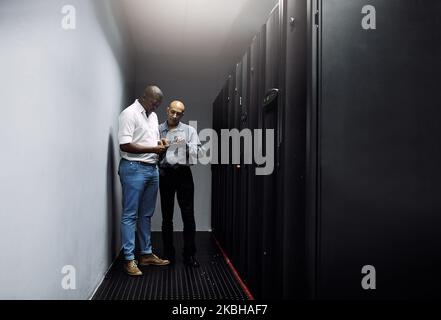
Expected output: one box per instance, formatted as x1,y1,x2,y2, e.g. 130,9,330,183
92,232,250,300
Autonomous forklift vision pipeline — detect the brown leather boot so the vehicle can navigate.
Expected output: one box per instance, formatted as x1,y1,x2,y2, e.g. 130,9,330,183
138,253,170,266
124,260,143,276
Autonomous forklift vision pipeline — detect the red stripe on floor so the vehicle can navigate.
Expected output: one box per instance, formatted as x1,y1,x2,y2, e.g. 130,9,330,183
213,236,255,300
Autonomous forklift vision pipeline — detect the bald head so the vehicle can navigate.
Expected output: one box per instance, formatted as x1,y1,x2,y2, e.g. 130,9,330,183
144,85,163,100
167,100,185,127
169,100,185,112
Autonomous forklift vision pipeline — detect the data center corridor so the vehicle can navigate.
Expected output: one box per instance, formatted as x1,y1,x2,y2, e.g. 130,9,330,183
1,0,440,301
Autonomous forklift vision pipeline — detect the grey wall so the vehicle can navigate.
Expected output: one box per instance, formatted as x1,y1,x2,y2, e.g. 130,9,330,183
0,0,134,299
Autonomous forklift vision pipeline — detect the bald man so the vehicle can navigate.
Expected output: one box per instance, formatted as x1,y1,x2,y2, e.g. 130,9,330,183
159,100,202,267
118,85,171,276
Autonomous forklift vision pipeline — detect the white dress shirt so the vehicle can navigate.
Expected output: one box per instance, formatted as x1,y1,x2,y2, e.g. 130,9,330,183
118,99,160,164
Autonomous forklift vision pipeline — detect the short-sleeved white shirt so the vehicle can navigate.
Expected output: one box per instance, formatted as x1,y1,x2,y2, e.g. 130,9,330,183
118,99,160,164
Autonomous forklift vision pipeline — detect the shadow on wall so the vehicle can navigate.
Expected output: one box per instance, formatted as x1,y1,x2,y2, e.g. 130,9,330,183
96,0,135,266
106,132,120,263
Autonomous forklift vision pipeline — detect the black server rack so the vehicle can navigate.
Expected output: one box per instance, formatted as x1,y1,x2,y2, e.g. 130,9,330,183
237,52,250,279
231,62,243,268
244,29,266,299
211,91,222,239
260,4,284,299
225,72,236,258
279,0,308,299
212,0,441,300
219,79,230,251
309,0,441,299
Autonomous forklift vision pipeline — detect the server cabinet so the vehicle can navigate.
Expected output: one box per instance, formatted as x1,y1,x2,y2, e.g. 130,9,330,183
214,0,441,300
261,3,284,299
237,53,250,278
218,79,231,249
224,72,236,258
245,29,266,299
230,62,243,267
211,91,223,239
312,0,441,299
240,51,250,132
279,0,308,299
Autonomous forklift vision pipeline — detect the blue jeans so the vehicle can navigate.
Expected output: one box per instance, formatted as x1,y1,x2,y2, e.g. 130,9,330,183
118,159,159,261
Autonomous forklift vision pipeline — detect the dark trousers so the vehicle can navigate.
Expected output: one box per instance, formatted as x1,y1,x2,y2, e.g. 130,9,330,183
159,166,196,257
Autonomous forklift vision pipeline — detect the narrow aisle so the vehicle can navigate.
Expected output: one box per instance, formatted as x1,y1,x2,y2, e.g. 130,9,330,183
92,233,250,300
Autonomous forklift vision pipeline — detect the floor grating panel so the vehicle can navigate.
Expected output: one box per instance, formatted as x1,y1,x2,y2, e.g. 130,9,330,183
92,232,250,300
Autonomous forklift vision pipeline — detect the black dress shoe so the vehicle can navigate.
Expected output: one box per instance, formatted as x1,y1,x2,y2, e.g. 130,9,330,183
183,256,200,268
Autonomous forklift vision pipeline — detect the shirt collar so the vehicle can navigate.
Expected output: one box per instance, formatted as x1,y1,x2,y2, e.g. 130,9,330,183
161,121,183,132
135,99,149,116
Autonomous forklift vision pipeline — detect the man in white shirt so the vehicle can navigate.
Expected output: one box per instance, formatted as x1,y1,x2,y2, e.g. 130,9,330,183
118,85,171,276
